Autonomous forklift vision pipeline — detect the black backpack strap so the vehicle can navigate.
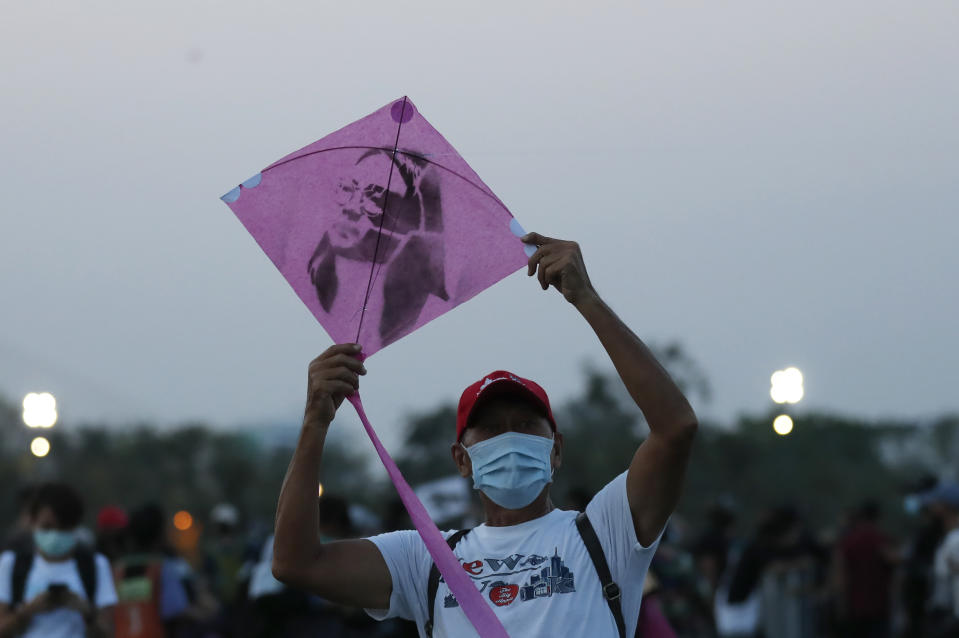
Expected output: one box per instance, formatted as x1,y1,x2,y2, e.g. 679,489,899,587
425,529,472,638
576,512,626,638
74,549,98,605
11,551,34,609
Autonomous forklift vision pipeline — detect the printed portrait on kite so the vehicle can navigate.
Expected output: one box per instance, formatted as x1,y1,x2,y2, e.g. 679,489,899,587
307,148,448,345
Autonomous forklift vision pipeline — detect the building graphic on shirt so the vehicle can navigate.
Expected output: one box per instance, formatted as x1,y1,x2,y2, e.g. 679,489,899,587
519,548,575,601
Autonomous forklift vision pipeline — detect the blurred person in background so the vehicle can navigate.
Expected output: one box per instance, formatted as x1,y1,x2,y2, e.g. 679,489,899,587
245,495,368,638
113,503,196,638
901,477,945,638
717,510,778,638
2,488,37,555
835,500,897,638
755,506,826,638
0,482,117,637
651,524,713,638
692,500,738,601
718,506,826,638
636,573,679,638
921,483,959,637
204,503,245,608
94,505,129,563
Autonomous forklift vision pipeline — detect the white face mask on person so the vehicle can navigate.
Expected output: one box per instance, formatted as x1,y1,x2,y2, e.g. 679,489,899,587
34,529,78,558
462,431,555,510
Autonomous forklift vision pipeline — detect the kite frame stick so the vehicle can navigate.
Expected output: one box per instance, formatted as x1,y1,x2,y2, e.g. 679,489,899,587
354,97,408,343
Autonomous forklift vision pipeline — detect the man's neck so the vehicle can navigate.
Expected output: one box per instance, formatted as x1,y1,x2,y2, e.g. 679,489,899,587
483,492,555,527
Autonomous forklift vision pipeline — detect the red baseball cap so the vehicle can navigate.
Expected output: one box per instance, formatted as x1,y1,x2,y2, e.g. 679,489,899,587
96,505,128,531
456,370,556,442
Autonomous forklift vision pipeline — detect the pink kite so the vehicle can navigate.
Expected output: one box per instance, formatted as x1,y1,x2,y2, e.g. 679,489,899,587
221,97,532,637
223,96,533,357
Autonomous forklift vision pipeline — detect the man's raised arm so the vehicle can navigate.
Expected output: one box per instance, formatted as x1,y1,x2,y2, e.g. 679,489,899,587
271,344,394,609
524,233,698,547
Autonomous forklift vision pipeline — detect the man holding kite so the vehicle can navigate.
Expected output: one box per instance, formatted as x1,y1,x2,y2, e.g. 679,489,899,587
272,232,698,637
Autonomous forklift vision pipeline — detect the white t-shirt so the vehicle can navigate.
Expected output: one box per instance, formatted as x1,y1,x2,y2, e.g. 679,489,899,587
0,550,118,638
366,471,661,638
249,534,285,599
933,528,959,617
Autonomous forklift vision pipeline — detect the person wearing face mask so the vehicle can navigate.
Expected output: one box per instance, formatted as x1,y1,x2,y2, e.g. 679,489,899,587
272,233,698,638
0,483,117,638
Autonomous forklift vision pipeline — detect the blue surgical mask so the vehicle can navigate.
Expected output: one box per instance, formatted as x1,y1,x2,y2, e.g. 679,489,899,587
463,431,554,510
34,529,77,558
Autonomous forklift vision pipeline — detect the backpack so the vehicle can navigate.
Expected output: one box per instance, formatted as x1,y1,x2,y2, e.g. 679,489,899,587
10,548,97,610
424,512,626,638
113,555,167,638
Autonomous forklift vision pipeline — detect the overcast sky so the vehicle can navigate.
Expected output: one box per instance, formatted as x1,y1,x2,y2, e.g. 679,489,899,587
2,1,957,452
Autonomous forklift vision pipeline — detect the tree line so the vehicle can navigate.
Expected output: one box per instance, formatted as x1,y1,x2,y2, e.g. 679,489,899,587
3,346,956,538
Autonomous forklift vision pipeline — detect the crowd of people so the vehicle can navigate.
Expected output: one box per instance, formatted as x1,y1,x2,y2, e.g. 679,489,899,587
1,478,958,637
644,484,959,638
0,482,419,638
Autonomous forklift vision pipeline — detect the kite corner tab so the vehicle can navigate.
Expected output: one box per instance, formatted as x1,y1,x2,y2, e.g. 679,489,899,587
242,173,262,189
220,173,263,204
221,186,241,204
509,219,537,257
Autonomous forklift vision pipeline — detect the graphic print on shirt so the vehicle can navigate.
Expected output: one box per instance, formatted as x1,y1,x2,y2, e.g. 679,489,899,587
443,548,575,608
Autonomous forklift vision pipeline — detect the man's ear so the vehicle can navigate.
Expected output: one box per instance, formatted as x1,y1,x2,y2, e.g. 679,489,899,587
551,432,564,472
451,442,472,479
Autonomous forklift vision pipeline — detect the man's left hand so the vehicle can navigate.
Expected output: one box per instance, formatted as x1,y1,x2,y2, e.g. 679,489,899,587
523,233,597,306
63,591,91,616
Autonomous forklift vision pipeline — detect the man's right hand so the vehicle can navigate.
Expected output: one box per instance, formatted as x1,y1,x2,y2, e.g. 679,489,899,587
304,343,367,426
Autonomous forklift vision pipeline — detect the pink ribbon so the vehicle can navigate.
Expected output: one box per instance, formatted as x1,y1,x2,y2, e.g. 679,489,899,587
347,393,509,638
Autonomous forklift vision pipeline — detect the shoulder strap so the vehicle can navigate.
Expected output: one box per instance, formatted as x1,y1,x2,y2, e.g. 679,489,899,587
576,512,626,638
11,551,34,609
74,549,98,604
425,529,472,638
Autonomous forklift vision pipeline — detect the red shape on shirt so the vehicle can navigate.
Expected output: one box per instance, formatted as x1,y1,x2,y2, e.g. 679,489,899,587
489,584,518,607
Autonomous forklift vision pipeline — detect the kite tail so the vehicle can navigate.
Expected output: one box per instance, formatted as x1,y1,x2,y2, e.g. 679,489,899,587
346,393,510,638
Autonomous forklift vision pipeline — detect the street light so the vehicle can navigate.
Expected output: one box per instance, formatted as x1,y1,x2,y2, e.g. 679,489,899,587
770,367,804,435
174,511,194,531
770,368,804,404
773,415,794,436
23,392,58,429
31,437,51,457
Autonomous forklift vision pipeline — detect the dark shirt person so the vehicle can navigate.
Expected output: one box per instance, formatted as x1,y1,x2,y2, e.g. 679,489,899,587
272,233,698,637
837,501,897,638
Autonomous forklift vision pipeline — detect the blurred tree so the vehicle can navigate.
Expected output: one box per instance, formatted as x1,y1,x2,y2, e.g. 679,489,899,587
550,368,643,507
395,404,458,485
681,411,917,538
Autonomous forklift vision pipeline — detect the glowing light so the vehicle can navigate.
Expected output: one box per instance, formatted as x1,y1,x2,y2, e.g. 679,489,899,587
30,437,51,457
773,414,794,436
22,392,58,428
317,483,324,498
173,511,193,531
770,367,804,404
